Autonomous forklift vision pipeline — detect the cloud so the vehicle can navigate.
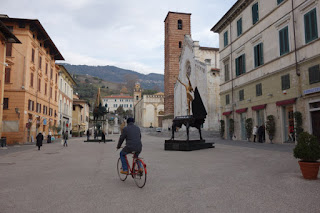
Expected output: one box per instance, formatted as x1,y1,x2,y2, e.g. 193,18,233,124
2,0,237,74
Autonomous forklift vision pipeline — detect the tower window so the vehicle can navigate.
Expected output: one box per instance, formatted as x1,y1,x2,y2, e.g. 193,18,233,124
179,41,182,48
136,96,139,100
178,20,182,30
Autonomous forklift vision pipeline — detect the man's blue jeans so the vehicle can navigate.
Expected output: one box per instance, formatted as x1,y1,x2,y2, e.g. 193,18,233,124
120,150,142,172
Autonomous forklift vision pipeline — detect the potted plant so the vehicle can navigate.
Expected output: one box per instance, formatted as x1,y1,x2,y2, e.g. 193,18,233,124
293,132,320,180
220,120,225,139
266,115,276,143
245,118,253,141
229,119,234,140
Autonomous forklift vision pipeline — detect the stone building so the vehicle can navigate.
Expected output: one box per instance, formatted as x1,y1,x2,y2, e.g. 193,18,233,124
174,35,220,131
0,21,20,139
134,85,164,128
72,95,90,135
102,94,133,113
0,15,63,144
163,12,191,130
212,0,320,142
58,65,76,137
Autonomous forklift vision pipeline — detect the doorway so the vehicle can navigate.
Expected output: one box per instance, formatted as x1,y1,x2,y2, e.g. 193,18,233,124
282,105,294,142
240,113,247,140
311,110,320,142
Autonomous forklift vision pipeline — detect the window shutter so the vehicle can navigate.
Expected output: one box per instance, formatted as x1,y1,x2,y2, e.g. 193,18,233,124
6,43,12,57
310,9,318,40
235,58,239,76
305,12,311,42
254,45,258,67
252,3,259,24
260,43,264,65
5,68,10,83
242,54,246,73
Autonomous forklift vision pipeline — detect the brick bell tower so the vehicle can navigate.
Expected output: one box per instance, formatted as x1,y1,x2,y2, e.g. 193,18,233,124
164,12,191,119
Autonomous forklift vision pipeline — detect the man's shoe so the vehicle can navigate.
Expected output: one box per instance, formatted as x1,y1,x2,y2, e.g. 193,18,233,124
120,170,128,175
139,168,144,173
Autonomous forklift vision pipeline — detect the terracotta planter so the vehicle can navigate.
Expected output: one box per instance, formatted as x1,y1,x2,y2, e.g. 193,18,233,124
298,161,320,180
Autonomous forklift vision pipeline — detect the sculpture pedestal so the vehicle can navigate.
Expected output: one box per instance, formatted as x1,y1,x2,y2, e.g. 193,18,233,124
165,140,214,151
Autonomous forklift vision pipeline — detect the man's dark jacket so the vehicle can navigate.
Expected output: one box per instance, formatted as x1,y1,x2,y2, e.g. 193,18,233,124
117,122,142,153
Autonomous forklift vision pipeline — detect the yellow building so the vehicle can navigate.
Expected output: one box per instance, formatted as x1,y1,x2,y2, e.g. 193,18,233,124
0,15,64,144
0,20,21,140
72,95,90,136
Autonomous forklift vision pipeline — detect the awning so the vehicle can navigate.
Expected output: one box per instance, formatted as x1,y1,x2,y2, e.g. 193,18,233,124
236,108,248,114
276,98,296,106
252,104,267,111
222,111,232,116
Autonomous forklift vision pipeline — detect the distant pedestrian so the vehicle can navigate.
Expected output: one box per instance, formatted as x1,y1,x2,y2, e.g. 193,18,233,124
48,130,52,143
252,126,258,142
87,129,90,141
36,132,43,150
101,131,106,143
258,125,263,143
63,130,68,147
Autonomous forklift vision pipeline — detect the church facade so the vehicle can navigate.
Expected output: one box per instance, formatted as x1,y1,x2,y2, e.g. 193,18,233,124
174,35,220,131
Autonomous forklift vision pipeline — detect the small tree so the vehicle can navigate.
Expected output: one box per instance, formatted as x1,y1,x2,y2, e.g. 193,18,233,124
220,120,225,139
266,115,276,143
293,132,320,162
245,118,253,141
294,111,303,141
229,119,235,140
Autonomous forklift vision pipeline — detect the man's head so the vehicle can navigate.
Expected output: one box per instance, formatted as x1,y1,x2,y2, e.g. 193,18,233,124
127,117,135,124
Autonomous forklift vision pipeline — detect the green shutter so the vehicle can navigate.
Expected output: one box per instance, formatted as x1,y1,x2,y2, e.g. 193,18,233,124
254,45,258,67
242,54,246,73
277,0,284,4
252,3,259,25
235,57,239,76
260,43,264,65
224,31,228,47
305,8,318,43
237,18,242,36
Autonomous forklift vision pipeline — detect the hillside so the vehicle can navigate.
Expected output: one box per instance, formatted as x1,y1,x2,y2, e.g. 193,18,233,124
59,63,164,91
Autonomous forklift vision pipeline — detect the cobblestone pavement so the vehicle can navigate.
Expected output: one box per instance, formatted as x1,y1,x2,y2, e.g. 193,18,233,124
0,132,319,213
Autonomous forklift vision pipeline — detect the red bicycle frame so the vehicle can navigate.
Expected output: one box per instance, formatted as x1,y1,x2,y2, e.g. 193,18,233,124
124,154,147,176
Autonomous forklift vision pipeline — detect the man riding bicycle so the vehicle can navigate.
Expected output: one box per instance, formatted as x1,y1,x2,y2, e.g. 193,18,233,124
117,117,142,174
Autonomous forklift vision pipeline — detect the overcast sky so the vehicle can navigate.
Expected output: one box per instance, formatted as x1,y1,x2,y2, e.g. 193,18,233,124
2,0,237,74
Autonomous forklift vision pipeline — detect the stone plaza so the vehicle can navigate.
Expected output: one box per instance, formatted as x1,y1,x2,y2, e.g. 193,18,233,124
0,131,319,213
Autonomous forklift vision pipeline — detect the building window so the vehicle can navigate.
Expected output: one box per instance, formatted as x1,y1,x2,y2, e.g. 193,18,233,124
179,41,182,48
239,90,244,101
50,87,52,98
224,63,230,81
30,73,34,87
45,63,48,75
136,96,139,100
178,19,182,30
237,18,242,36
277,0,284,4
254,43,264,67
38,78,41,92
279,26,289,56
224,31,228,47
252,2,259,25
32,49,35,63
304,8,318,44
5,68,10,83
281,74,290,90
235,54,246,76
256,83,262,96
309,65,320,84
3,98,8,109
55,73,58,84
50,68,53,79
226,94,230,105
39,56,42,69
55,90,57,101
6,43,12,57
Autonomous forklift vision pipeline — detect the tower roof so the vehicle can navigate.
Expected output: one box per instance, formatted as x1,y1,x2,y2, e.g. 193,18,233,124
164,11,192,22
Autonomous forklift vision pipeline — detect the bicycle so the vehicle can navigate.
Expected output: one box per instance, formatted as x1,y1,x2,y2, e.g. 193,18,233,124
117,151,147,188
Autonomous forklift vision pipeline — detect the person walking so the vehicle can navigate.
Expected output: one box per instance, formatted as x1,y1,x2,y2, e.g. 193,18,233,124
48,130,52,143
36,132,43,150
63,130,68,147
101,131,106,143
252,125,258,142
86,129,90,141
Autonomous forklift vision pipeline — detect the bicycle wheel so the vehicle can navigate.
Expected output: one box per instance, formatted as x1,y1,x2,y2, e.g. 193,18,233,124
117,158,127,181
133,159,147,188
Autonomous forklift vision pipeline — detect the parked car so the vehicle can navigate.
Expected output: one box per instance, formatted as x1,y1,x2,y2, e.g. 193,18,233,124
156,127,162,132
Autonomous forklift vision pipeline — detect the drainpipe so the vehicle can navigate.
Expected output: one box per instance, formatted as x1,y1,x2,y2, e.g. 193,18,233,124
292,0,299,77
